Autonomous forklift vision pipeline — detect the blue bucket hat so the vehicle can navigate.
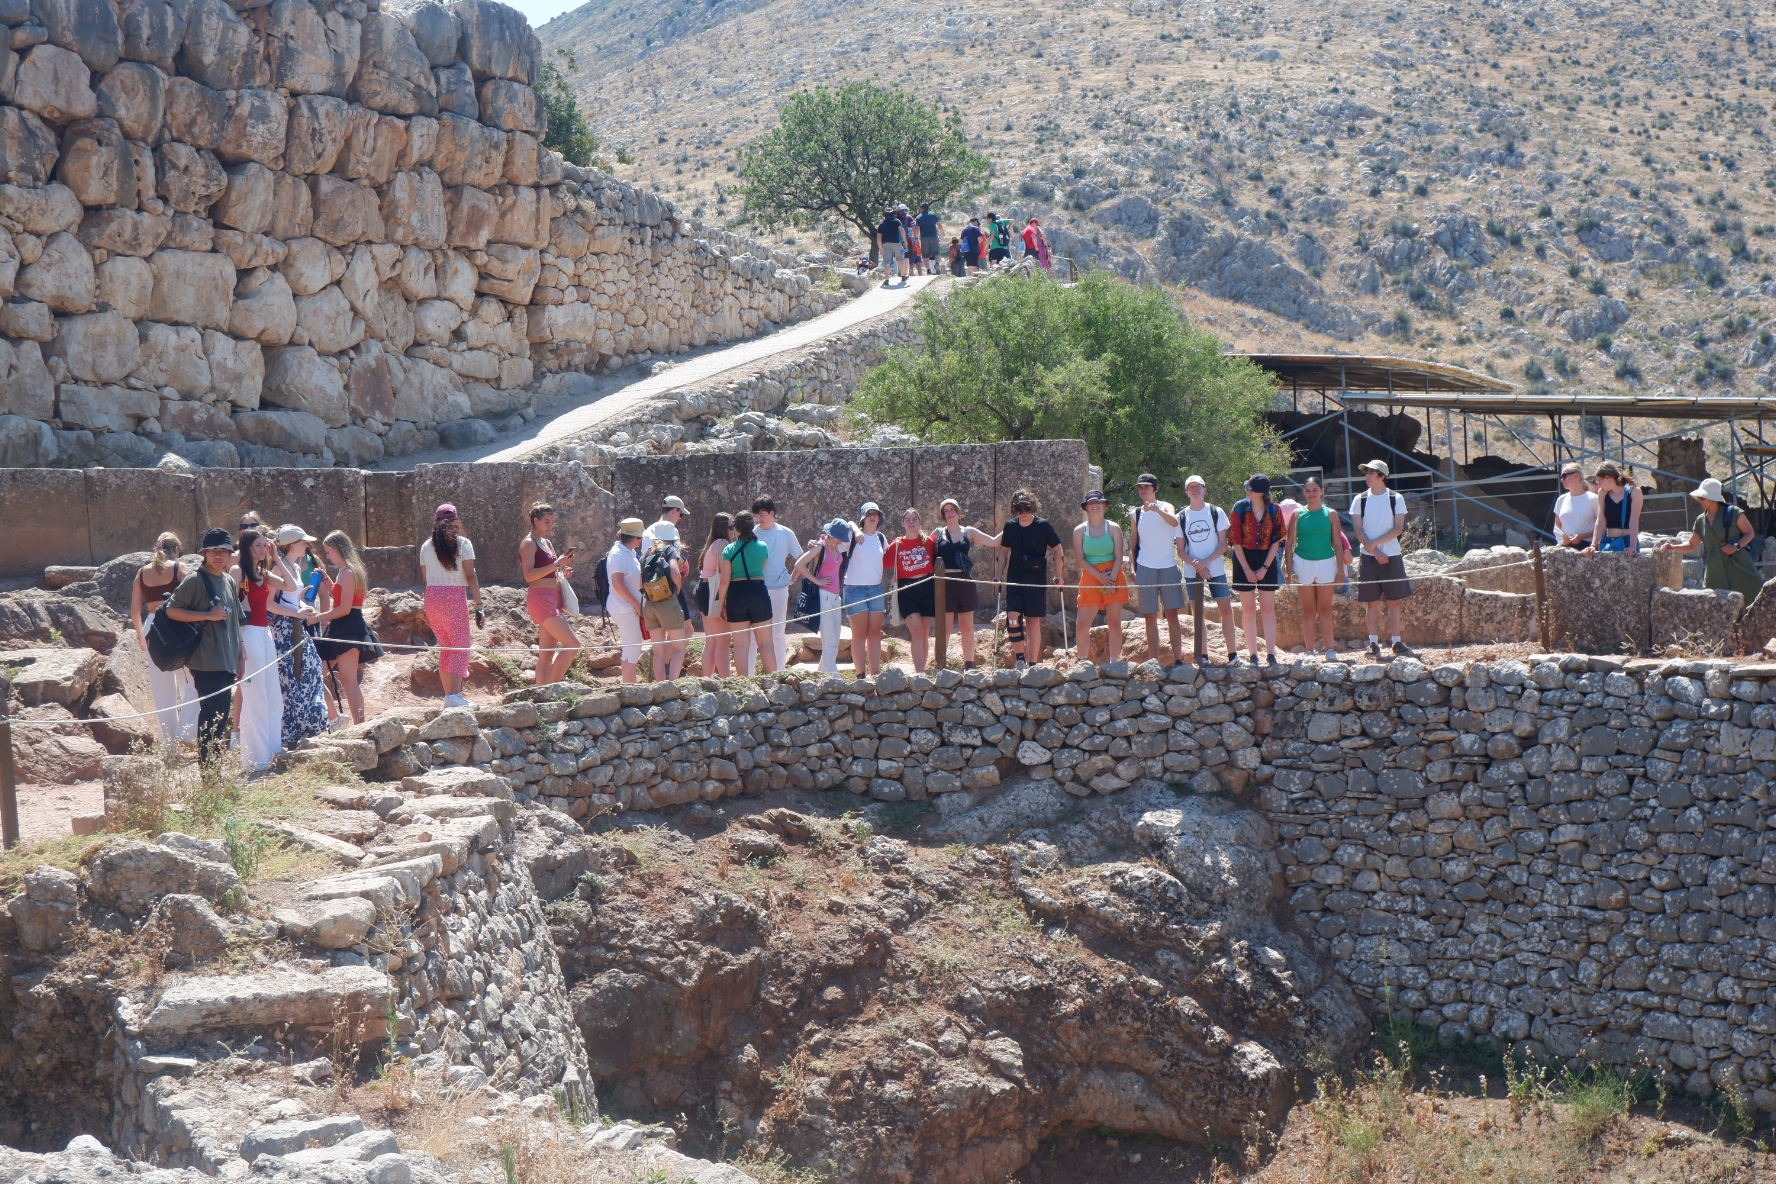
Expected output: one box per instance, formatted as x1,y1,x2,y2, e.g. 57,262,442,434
825,518,855,543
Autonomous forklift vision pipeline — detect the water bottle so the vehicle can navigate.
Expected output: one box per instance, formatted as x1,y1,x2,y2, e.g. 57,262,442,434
302,569,324,604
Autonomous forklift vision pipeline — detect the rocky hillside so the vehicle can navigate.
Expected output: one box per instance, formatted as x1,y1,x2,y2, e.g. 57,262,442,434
543,0,1776,402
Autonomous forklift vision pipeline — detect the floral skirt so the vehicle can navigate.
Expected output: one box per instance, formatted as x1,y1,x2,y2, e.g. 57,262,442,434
273,614,330,747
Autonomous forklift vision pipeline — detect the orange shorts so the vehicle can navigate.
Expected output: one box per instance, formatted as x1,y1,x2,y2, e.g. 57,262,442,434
1077,561,1130,612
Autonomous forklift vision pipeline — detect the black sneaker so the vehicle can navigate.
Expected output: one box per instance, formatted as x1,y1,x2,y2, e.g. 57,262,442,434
1367,640,1382,659
1015,656,1028,671
1391,641,1415,657
1266,653,1279,667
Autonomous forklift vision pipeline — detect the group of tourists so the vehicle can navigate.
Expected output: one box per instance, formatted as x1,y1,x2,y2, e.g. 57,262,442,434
1552,462,1763,599
874,204,1051,284
132,512,376,774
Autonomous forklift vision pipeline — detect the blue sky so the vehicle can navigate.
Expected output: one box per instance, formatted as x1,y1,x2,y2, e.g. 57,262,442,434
507,0,581,27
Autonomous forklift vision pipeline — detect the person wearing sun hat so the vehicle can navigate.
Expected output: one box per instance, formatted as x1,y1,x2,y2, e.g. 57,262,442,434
606,517,650,684
164,526,245,770
1661,476,1762,601
1350,459,1414,658
1072,490,1130,663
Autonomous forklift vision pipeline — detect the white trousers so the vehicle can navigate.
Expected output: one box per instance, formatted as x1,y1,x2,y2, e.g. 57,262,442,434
768,585,790,668
818,590,843,673
238,625,285,772
146,657,198,742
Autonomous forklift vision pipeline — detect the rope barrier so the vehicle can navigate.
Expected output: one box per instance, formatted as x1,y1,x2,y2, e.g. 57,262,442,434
5,551,1543,730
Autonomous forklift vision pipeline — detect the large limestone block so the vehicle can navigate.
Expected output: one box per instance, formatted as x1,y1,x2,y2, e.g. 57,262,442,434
351,12,435,116
431,62,476,120
0,300,55,341
1651,586,1744,654
400,1,457,67
265,168,313,240
236,406,327,453
281,235,343,295
476,77,540,133
1544,547,1670,653
154,140,225,211
294,284,363,354
432,112,504,188
262,344,347,425
137,965,391,1044
4,44,96,125
437,248,475,308
394,244,435,300
473,242,538,302
16,229,95,311
491,183,546,248
335,244,378,318
265,0,360,96
380,168,445,247
400,113,437,169
51,312,141,383
213,160,275,231
95,61,165,140
0,107,59,186
391,354,467,424
412,296,462,344
134,320,210,395
54,116,135,207
308,174,383,245
345,339,397,420
95,253,153,318
203,328,262,407
214,228,287,269
0,339,54,418
285,93,350,175
445,183,496,248
118,0,188,69
0,415,59,466
1460,587,1536,643
228,267,296,343
163,76,224,149
148,248,234,329
33,0,124,72
1397,573,1467,647
502,130,538,186
56,379,157,429
335,109,404,186
176,0,260,90
0,180,82,234
216,88,288,167
455,0,538,85
78,206,169,255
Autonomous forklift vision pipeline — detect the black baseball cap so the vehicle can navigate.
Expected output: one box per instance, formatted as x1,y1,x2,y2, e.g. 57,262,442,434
200,527,233,551
1136,473,1159,487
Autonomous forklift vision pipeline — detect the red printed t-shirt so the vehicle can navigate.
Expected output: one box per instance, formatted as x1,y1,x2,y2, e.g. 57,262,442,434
884,533,937,580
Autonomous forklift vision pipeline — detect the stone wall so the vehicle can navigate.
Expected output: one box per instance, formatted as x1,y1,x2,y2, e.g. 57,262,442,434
0,440,1094,583
401,655,1776,1111
0,0,843,469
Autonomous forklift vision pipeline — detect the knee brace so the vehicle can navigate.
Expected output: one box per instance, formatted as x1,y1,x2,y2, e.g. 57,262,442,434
1007,614,1026,644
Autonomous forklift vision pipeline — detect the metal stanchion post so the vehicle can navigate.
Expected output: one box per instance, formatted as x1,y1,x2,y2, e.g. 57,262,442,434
1,706,18,851
933,564,948,670
1533,539,1550,650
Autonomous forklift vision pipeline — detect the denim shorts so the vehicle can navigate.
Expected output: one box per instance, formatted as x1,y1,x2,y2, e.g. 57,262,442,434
843,582,887,616
1186,573,1233,602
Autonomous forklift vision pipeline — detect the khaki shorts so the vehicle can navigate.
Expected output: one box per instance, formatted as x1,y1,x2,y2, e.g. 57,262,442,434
643,593,686,632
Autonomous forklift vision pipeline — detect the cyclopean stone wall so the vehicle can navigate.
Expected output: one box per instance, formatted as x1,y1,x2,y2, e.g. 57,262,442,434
393,654,1776,1113
0,0,842,469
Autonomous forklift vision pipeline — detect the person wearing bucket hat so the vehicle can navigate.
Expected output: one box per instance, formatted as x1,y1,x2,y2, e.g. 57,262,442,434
164,527,245,770
1351,459,1414,658
1071,490,1130,663
1661,476,1761,600
1585,462,1642,556
606,517,650,683
418,503,482,708
791,518,855,674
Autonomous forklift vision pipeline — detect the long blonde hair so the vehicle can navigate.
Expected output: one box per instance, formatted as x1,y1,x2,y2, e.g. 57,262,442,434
323,529,368,590
151,531,181,572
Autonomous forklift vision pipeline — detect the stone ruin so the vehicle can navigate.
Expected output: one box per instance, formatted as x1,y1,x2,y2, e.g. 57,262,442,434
0,0,844,469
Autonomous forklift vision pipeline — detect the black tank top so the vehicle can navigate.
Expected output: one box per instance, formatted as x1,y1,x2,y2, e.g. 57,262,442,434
935,527,973,572
1604,489,1633,529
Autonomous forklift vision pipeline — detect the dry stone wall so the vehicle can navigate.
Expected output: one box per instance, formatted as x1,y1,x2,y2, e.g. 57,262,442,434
402,655,1776,1112
0,0,841,469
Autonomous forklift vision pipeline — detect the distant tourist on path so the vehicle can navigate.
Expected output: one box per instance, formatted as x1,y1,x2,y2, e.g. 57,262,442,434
935,498,994,670
1552,462,1598,549
947,236,966,277
164,527,244,771
1072,491,1129,664
521,502,581,687
1587,463,1642,554
1129,473,1187,667
916,203,943,276
1350,460,1414,658
1229,475,1283,666
419,504,482,709
843,503,891,678
605,518,648,684
1180,476,1238,665
1287,476,1349,661
721,511,778,675
1001,489,1064,670
1661,477,1762,601
960,217,984,271
987,211,1013,264
1022,217,1051,271
876,206,907,286
131,531,198,743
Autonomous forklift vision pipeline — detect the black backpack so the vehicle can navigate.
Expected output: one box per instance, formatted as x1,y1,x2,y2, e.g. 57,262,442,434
146,571,219,672
592,555,610,614
1724,504,1765,563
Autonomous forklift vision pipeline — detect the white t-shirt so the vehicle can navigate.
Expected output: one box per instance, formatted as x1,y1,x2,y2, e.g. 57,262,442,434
419,536,475,587
1133,502,1183,569
843,531,888,586
604,540,642,614
1351,490,1405,558
755,522,799,590
1180,503,1229,578
1554,490,1598,540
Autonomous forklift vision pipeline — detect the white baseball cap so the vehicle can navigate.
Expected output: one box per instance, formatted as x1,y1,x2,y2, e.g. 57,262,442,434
1184,474,1206,489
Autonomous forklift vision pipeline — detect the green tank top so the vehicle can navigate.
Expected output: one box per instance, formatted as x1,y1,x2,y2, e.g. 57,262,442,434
1294,506,1335,561
1081,523,1116,566
723,537,768,580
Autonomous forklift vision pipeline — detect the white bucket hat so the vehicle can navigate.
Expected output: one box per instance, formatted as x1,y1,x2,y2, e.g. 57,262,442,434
1690,477,1727,503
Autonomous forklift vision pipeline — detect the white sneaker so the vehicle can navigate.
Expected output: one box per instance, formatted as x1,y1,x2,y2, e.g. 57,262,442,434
443,693,470,709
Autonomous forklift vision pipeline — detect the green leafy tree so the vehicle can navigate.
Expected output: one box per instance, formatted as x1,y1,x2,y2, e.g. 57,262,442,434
538,50,598,167
739,81,990,257
854,271,1290,501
